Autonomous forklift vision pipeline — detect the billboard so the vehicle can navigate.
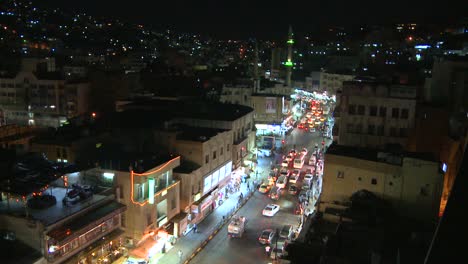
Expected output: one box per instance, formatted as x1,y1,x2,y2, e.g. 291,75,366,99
265,97,277,114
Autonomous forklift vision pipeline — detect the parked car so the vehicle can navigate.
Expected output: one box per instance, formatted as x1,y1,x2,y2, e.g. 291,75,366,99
279,224,294,240
258,229,276,245
262,204,280,217
304,174,313,185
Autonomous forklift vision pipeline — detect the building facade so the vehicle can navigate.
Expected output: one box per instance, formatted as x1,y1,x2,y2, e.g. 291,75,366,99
320,145,444,222
306,71,355,95
338,81,417,149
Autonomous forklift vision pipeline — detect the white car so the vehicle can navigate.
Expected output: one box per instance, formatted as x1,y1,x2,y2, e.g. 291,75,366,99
304,173,313,184
301,148,308,156
285,154,294,162
281,159,289,167
262,204,280,217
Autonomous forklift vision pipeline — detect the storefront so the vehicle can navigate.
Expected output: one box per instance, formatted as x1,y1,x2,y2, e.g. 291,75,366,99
129,229,176,263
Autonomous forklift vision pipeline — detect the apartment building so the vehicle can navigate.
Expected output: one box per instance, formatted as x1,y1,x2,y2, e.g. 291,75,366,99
338,80,417,149
306,71,355,95
0,59,90,127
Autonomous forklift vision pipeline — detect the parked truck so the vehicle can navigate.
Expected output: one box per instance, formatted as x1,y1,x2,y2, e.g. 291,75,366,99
228,215,246,238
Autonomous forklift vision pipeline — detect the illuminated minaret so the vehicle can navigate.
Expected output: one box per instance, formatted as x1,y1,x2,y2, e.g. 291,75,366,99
285,25,294,87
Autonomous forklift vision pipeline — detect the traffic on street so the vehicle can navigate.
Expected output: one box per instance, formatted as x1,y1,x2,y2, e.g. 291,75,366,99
190,94,334,263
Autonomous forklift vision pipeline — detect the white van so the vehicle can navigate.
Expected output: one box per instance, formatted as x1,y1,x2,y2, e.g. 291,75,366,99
276,175,287,189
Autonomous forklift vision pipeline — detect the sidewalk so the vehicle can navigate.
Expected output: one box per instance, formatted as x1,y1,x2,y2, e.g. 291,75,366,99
151,175,255,264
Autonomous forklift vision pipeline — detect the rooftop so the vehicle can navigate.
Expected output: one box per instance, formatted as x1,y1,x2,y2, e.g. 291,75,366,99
326,144,437,164
0,185,110,226
122,99,254,121
176,126,228,142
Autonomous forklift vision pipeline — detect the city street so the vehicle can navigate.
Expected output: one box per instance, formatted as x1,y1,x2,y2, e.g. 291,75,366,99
191,127,331,264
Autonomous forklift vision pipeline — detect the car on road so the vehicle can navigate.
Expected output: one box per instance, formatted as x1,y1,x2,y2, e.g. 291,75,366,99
269,186,281,200
279,224,294,240
304,173,313,185
276,175,287,189
301,148,308,156
279,168,290,178
281,159,289,167
258,229,276,245
258,183,271,194
262,204,280,217
309,154,316,165
288,185,299,195
285,153,295,162
291,169,301,178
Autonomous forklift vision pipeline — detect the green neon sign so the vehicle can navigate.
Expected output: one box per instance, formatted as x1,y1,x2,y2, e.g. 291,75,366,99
148,178,155,204
287,39,294,44
285,60,293,67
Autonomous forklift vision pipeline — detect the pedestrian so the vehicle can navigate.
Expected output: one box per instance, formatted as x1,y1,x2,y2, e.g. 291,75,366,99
240,192,244,200
193,223,198,233
178,249,183,260
265,245,271,256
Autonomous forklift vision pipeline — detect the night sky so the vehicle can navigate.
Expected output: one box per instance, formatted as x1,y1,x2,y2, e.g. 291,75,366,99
39,0,465,39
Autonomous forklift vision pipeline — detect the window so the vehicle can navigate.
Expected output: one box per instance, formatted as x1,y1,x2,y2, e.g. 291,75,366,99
171,198,176,210
56,148,61,158
392,108,399,118
227,144,230,152
220,147,224,155
368,124,375,135
390,127,397,137
400,128,408,137
62,148,67,159
420,185,429,196
205,155,209,164
371,178,377,185
379,107,386,117
369,106,377,116
346,123,354,133
358,177,362,181
337,171,344,179
348,104,356,115
377,125,384,136
389,181,393,186
213,151,217,160
401,109,409,119
357,105,365,115
355,124,362,134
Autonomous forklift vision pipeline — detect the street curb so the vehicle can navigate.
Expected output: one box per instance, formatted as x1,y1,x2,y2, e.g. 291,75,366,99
184,189,256,263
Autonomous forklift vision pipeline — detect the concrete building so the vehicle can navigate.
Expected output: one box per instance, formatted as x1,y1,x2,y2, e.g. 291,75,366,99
112,156,182,241
306,71,355,94
0,124,37,153
337,79,417,149
0,159,126,264
320,144,444,223
425,56,468,113
162,127,233,228
251,94,292,136
0,59,90,127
